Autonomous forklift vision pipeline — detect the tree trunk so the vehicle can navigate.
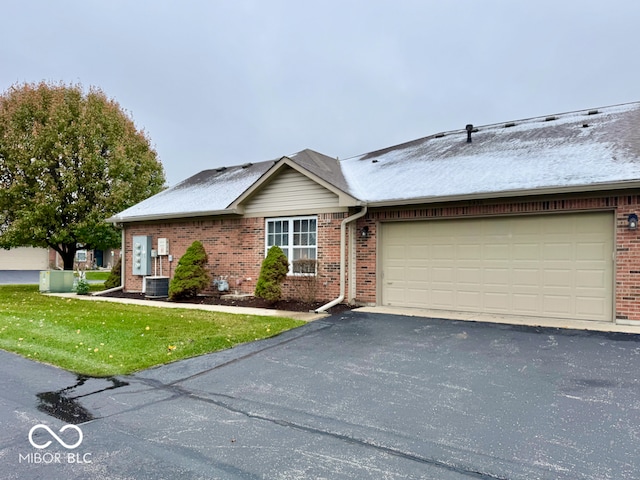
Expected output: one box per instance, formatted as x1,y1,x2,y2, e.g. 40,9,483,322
58,245,77,270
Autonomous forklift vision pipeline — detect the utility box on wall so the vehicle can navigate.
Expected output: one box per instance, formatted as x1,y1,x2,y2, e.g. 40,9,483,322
132,235,152,276
157,238,169,256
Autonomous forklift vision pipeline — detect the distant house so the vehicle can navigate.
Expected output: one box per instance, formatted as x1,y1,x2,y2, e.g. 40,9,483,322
108,102,640,325
0,247,52,270
0,247,120,271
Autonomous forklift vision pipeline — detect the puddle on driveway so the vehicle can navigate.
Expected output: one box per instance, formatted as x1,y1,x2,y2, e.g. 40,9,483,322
37,375,129,424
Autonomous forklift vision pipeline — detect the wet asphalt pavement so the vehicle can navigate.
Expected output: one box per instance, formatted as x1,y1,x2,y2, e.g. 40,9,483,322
0,270,40,284
2,311,640,479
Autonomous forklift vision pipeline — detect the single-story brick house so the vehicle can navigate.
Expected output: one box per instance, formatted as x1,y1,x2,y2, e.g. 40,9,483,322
108,102,640,325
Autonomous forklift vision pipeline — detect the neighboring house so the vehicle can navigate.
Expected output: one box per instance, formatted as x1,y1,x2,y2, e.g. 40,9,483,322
0,247,51,270
108,102,640,325
0,247,120,271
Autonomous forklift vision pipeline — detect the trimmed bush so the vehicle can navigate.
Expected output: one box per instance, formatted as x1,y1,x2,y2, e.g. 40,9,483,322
254,246,289,304
169,241,212,300
75,278,90,295
104,257,122,289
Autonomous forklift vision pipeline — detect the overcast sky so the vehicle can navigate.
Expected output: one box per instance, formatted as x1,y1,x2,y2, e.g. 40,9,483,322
2,1,639,186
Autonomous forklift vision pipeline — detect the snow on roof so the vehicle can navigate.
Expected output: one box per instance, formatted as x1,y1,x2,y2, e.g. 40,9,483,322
341,102,640,203
109,160,274,221
110,102,640,223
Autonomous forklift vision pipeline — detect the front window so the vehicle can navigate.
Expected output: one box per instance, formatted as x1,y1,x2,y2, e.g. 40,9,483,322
266,216,317,274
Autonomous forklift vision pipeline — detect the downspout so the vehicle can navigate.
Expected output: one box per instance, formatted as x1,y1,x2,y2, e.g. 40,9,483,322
315,205,368,313
94,223,125,296
119,225,125,290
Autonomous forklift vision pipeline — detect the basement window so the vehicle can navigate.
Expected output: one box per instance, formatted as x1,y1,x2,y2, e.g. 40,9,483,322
265,216,317,275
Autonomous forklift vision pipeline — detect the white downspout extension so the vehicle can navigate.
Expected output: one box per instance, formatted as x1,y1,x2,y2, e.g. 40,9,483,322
315,205,368,313
120,227,125,289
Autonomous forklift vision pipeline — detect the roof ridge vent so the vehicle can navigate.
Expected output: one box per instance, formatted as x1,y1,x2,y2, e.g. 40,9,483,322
544,116,557,122
588,109,599,115
466,124,474,143
504,122,516,128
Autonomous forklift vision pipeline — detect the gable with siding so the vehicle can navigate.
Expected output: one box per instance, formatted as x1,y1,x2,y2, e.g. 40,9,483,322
242,165,347,217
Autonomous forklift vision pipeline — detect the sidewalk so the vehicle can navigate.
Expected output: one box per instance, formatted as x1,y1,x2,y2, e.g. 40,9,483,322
46,292,328,322
357,305,640,335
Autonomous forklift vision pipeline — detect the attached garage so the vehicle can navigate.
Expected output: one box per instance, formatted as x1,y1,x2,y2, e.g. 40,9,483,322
0,247,49,270
380,212,614,322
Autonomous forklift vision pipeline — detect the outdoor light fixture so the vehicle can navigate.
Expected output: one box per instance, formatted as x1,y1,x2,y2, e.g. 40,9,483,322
628,213,638,230
360,226,370,238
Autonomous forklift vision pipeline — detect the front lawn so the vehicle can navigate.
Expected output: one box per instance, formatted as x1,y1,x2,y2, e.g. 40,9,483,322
83,271,110,281
0,285,305,376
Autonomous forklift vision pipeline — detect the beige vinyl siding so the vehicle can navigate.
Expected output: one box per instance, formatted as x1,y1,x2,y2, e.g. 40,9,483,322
380,212,614,322
243,167,343,216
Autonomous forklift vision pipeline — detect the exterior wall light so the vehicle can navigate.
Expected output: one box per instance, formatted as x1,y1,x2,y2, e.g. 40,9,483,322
360,226,370,238
628,213,638,230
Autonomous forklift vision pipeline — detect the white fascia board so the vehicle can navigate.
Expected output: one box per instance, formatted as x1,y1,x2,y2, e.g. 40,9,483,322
365,181,640,208
106,208,241,224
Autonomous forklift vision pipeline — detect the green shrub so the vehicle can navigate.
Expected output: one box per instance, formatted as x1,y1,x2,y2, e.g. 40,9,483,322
75,278,90,295
169,241,211,300
254,246,289,303
104,257,122,289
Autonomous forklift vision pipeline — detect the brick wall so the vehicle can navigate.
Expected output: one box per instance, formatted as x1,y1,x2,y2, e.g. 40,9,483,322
352,193,640,321
122,193,640,321
123,213,347,302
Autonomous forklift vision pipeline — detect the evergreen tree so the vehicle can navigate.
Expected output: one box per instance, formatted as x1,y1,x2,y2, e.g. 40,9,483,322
104,257,122,289
254,246,289,303
169,241,211,300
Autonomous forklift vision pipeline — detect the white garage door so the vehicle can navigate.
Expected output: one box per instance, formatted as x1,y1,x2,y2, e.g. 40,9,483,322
0,247,49,270
381,213,613,322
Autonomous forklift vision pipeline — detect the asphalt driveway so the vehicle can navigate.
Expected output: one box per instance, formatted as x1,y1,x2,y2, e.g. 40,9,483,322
2,311,640,479
0,270,40,284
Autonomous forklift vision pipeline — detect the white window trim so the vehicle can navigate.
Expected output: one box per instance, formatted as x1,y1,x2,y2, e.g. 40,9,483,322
265,216,318,275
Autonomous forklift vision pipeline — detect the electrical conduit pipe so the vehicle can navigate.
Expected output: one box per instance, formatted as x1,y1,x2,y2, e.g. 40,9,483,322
315,205,368,313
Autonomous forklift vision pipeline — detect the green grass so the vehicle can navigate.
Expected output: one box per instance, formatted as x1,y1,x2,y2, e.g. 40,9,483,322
83,271,110,281
0,285,305,377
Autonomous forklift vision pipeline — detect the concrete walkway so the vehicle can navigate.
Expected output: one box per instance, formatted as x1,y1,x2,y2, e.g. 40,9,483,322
48,292,640,334
358,305,640,334
46,292,328,322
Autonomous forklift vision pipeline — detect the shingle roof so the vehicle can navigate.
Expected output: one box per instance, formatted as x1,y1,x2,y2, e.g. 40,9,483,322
108,160,274,222
341,102,640,204
108,149,348,222
109,101,640,223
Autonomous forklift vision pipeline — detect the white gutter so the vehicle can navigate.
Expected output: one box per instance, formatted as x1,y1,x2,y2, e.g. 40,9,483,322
92,285,123,296
120,227,125,289
315,205,368,313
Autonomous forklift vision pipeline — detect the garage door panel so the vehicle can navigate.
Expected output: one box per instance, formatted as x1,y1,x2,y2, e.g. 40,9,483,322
543,243,573,260
512,268,539,288
543,269,572,287
484,268,509,286
0,247,49,270
543,295,572,315
576,243,607,261
381,213,613,322
576,296,607,316
485,244,509,260
431,294,454,309
458,267,481,284
484,292,510,311
456,290,480,308
576,269,606,288
513,244,539,260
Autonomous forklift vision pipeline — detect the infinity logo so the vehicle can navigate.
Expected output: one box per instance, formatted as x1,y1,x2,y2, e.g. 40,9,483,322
28,424,83,450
